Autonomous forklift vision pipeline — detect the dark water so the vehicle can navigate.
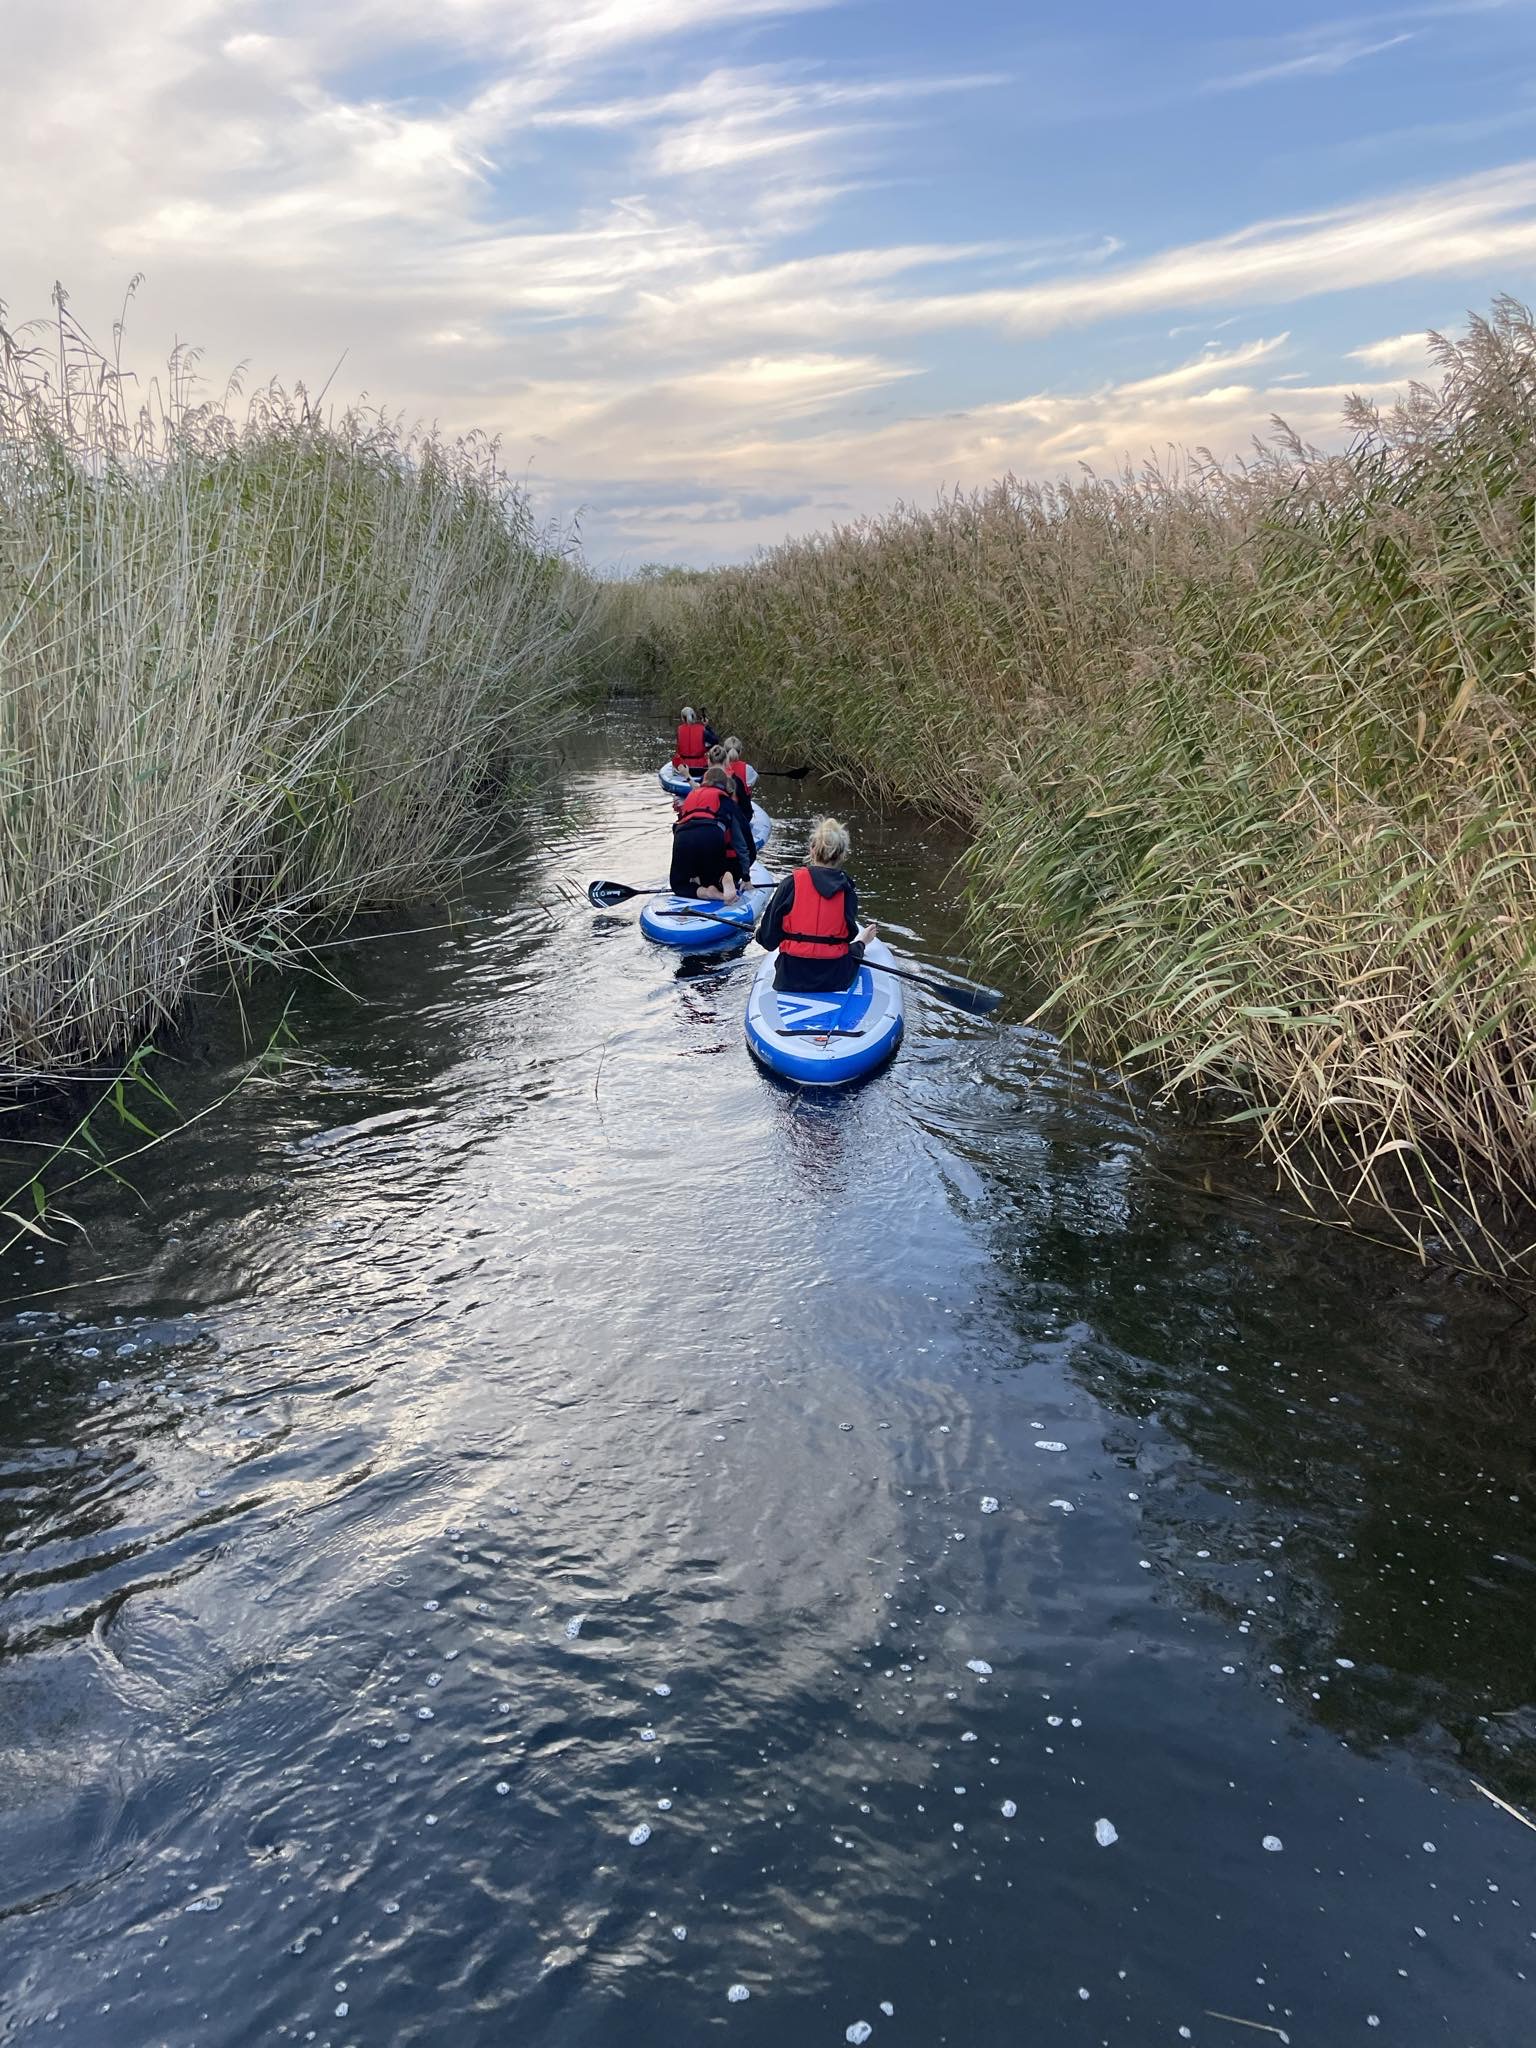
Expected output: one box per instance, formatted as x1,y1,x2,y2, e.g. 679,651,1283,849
3,703,1536,2048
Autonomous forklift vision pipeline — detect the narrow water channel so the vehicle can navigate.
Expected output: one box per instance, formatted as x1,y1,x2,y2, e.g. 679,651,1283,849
3,702,1534,2047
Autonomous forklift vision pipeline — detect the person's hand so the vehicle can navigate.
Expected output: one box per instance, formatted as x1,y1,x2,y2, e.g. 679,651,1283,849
858,921,877,944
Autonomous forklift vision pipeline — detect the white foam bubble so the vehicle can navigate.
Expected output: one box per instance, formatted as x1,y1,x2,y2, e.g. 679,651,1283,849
1095,1818,1119,1847
629,1823,652,1846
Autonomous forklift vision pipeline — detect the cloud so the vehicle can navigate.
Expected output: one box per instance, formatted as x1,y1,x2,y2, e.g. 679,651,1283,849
616,164,1536,354
1207,28,1417,92
535,335,1431,563
1347,329,1436,364
1114,334,1292,397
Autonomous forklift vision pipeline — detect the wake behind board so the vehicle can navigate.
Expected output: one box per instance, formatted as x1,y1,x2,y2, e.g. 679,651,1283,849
744,937,904,1087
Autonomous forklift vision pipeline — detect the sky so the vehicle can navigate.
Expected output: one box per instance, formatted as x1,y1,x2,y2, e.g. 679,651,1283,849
4,0,1536,566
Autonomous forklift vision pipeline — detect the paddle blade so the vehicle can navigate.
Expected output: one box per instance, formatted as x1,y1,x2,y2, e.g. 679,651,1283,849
875,961,1003,1017
927,978,1002,1018
761,764,810,779
587,879,640,907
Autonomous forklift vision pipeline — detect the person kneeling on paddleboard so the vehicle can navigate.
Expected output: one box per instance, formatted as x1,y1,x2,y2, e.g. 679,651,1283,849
755,816,875,994
671,768,752,901
672,706,709,779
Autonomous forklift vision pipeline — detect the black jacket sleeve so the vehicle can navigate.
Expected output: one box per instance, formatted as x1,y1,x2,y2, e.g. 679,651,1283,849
726,807,754,876
843,881,867,965
755,874,794,950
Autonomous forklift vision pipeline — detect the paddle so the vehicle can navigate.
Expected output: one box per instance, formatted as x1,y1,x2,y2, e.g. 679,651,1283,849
753,764,811,780
587,882,1002,1017
588,877,777,908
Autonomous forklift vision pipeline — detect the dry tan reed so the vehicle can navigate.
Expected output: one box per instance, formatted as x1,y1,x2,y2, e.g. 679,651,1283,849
1,292,619,1083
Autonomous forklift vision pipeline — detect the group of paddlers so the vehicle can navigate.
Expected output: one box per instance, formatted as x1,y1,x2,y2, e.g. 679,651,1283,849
668,707,876,994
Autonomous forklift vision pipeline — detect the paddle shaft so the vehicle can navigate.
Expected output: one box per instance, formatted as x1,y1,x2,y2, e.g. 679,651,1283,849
660,907,998,1015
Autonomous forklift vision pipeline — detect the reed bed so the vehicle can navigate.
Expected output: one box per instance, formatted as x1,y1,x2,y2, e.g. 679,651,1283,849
656,300,1536,1276
1,297,620,1084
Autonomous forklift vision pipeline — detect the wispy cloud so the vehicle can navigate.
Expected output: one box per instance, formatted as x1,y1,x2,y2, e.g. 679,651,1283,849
1208,28,1418,92
616,165,1536,352
1347,329,1436,363
1201,0,1517,95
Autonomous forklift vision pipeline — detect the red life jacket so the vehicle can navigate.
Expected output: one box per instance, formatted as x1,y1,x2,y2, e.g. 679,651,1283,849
727,758,751,790
778,867,851,959
675,784,729,834
674,721,707,772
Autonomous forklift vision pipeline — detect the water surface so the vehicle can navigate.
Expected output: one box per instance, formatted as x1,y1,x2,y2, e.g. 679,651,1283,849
3,703,1535,2046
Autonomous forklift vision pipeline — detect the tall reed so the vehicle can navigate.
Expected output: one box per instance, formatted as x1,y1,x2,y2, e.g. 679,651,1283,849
654,300,1536,1277
1,295,618,1084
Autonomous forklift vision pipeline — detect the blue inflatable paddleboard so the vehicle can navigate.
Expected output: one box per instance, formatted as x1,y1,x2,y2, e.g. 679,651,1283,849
640,864,774,950
744,938,904,1087
658,759,757,797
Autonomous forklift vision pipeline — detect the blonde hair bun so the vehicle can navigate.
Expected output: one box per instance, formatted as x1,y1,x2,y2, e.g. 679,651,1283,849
808,816,851,865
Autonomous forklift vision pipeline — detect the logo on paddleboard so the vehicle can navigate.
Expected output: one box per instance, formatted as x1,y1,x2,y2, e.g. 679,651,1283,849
775,994,841,1028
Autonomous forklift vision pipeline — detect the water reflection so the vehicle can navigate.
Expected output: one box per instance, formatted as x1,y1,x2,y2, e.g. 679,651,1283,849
946,1045,1536,1809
